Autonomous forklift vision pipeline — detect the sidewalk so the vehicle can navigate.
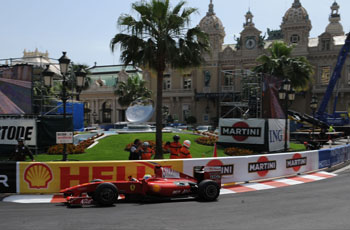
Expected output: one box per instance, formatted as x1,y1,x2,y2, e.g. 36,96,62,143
321,138,350,149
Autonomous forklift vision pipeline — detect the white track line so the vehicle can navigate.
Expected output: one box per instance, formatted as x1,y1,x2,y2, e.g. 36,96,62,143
3,195,53,203
220,188,236,194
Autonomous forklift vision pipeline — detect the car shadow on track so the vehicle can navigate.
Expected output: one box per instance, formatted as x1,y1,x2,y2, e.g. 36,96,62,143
58,197,218,208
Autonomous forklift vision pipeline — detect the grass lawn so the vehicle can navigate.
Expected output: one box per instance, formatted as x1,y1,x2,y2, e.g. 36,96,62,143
34,133,225,161
32,133,306,162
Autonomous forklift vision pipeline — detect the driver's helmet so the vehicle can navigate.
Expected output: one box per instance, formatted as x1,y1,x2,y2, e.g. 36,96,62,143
173,135,180,141
143,174,152,180
183,140,191,148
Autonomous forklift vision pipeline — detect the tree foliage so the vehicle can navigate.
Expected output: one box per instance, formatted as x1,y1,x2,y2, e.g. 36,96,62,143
114,76,152,107
110,0,210,158
253,41,314,90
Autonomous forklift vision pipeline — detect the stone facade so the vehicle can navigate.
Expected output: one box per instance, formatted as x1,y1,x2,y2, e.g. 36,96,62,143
146,0,350,126
79,65,143,125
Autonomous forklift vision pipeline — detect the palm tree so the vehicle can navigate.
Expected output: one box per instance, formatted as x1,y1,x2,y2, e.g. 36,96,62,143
114,75,152,108
110,0,209,158
253,41,313,90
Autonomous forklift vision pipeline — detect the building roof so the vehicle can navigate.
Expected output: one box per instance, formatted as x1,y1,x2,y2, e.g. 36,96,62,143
88,65,142,74
199,0,225,37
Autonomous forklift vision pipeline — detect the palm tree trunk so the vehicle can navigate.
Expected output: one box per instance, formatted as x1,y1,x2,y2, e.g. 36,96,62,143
154,70,164,159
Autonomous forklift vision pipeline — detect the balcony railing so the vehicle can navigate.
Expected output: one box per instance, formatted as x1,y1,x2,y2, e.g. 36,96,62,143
163,88,194,97
221,85,234,92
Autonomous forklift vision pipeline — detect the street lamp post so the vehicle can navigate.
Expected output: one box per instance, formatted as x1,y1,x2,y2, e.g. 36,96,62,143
279,79,295,152
310,95,318,140
42,52,86,161
58,52,70,161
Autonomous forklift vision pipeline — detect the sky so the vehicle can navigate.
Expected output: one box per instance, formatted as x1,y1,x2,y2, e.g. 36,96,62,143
0,0,349,67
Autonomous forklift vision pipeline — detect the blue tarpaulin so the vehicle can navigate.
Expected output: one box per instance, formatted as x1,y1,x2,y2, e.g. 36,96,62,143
57,102,84,131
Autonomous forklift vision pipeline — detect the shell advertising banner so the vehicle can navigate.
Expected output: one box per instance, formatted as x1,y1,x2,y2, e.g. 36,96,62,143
18,160,183,194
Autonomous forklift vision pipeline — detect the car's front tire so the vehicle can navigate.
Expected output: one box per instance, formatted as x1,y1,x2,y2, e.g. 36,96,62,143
94,183,118,206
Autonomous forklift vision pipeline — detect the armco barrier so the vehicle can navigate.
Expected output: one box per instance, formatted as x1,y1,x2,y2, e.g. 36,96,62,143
318,145,350,169
182,150,319,184
0,162,17,193
2,144,350,194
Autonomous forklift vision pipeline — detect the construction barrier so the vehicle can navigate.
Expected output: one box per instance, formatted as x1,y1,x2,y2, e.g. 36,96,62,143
1,145,350,194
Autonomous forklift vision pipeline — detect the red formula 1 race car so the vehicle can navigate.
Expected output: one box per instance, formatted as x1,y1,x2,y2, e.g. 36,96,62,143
60,165,221,207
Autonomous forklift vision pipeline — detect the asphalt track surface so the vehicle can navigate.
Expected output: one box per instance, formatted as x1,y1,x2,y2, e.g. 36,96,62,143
1,169,350,230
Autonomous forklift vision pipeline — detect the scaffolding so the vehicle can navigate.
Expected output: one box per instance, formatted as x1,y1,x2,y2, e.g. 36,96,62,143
0,55,75,115
220,69,262,119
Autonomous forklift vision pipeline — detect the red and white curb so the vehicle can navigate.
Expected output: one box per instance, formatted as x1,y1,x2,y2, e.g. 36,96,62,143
2,171,336,204
221,171,336,194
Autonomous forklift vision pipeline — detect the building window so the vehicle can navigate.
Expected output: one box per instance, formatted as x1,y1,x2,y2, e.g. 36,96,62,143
203,114,209,123
321,66,331,85
84,102,91,124
224,72,234,86
162,105,170,122
182,104,191,120
347,66,350,85
163,74,171,90
183,74,192,89
102,101,112,123
321,39,330,51
290,34,300,44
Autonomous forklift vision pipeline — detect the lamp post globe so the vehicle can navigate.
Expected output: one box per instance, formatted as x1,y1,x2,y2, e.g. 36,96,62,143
58,52,70,75
42,65,54,87
75,65,87,88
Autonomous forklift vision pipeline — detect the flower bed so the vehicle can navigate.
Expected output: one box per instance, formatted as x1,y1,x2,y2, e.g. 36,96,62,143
195,136,218,146
47,133,104,155
224,147,254,156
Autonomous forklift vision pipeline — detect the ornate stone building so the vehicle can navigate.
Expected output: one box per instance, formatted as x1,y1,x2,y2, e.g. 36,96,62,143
80,65,143,125
145,0,349,126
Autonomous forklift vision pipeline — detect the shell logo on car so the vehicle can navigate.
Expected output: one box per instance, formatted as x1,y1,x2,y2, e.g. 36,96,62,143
24,163,53,189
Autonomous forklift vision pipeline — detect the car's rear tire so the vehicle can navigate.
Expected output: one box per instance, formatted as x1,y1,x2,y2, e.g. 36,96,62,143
198,180,220,201
94,183,118,206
